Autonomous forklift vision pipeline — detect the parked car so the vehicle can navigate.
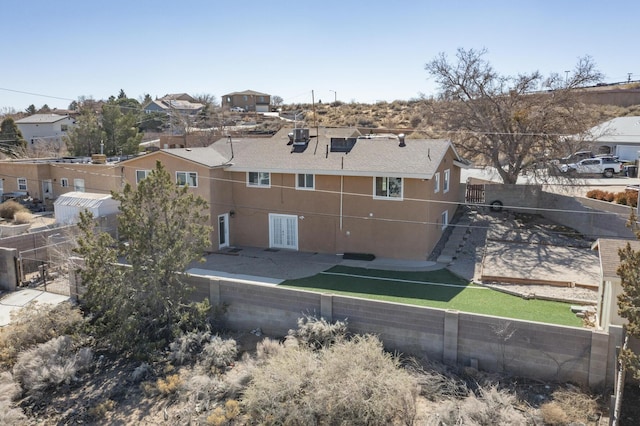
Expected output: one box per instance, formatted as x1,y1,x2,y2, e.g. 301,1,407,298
559,151,594,164
560,156,623,178
230,107,245,113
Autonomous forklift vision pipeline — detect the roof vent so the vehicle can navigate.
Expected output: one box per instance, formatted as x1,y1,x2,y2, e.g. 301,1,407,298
293,128,310,146
398,133,406,147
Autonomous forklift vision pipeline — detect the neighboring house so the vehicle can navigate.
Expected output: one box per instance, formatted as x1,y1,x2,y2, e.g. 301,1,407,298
0,157,122,201
222,90,271,113
15,114,76,155
592,238,640,330
143,99,205,116
585,116,640,160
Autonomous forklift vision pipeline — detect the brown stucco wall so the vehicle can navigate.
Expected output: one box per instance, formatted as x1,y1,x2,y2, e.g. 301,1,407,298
0,162,120,200
225,148,461,260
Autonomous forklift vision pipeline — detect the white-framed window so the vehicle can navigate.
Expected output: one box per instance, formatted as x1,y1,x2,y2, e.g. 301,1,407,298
443,169,450,193
441,210,449,230
136,170,151,183
248,172,270,187
296,173,314,190
17,178,27,191
61,124,68,132
434,172,440,193
60,178,69,187
176,171,197,187
74,178,85,192
374,177,403,199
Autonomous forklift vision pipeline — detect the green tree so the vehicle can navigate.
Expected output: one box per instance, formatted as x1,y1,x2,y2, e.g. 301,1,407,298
0,117,27,157
25,104,36,115
617,213,640,380
101,104,142,155
76,161,212,353
68,100,78,111
38,104,51,113
424,48,603,184
64,108,104,156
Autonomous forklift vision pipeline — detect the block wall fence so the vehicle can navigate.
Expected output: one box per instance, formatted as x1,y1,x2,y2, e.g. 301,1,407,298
177,273,621,390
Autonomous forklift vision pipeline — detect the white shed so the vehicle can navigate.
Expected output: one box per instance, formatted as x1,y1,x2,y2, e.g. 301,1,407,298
54,192,120,225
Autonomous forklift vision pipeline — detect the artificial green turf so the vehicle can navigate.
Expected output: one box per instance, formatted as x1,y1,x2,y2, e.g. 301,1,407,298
280,265,583,327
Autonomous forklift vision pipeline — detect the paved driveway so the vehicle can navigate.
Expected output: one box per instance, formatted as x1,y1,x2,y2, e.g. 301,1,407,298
0,289,70,326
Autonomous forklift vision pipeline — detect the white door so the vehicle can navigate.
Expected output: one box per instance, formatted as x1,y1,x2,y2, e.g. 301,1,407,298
42,180,53,199
269,213,298,250
218,213,229,249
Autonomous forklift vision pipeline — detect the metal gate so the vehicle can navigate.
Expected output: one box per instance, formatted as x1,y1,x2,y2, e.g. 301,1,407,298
18,233,77,295
465,184,485,204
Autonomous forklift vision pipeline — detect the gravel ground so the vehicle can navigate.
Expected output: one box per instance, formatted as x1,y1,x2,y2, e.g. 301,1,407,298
446,207,599,304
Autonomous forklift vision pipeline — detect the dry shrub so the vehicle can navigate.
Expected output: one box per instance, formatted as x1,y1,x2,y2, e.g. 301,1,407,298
0,302,84,368
0,371,26,425
243,334,418,425
0,201,28,221
12,335,93,396
433,385,528,425
169,331,211,366
540,387,599,425
157,373,182,395
12,211,33,224
614,190,638,207
88,399,115,419
286,315,348,350
255,337,285,361
200,336,237,371
406,358,469,401
586,189,615,202
540,401,569,425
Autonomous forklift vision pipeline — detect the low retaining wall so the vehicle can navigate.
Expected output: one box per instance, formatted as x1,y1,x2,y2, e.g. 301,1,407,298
190,275,622,390
66,261,623,390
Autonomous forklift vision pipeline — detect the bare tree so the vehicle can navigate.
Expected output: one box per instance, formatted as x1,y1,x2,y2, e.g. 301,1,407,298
425,48,603,184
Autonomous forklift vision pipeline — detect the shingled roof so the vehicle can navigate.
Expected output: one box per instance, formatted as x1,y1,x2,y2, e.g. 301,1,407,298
215,127,462,179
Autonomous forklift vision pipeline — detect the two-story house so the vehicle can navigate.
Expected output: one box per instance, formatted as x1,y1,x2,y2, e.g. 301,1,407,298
222,90,271,113
15,114,76,155
121,127,465,260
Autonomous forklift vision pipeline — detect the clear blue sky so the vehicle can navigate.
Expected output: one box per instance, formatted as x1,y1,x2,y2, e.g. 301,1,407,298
2,0,639,111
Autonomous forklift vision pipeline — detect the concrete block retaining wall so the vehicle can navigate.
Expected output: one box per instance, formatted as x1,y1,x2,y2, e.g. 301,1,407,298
188,274,622,390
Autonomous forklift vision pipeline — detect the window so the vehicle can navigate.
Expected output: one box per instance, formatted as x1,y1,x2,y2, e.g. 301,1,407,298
176,171,197,187
259,96,265,102
243,95,248,101
443,169,450,193
136,170,151,183
17,178,27,191
74,178,85,192
374,177,403,199
60,178,69,187
61,124,68,132
434,172,440,193
248,172,270,187
441,210,449,230
296,173,314,190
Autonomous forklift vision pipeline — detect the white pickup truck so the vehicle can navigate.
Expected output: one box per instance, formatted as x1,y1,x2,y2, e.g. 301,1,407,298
560,156,624,178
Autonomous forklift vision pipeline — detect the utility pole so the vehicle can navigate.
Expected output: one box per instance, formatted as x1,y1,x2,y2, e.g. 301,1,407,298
628,73,633,83
564,70,570,84
330,90,337,103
